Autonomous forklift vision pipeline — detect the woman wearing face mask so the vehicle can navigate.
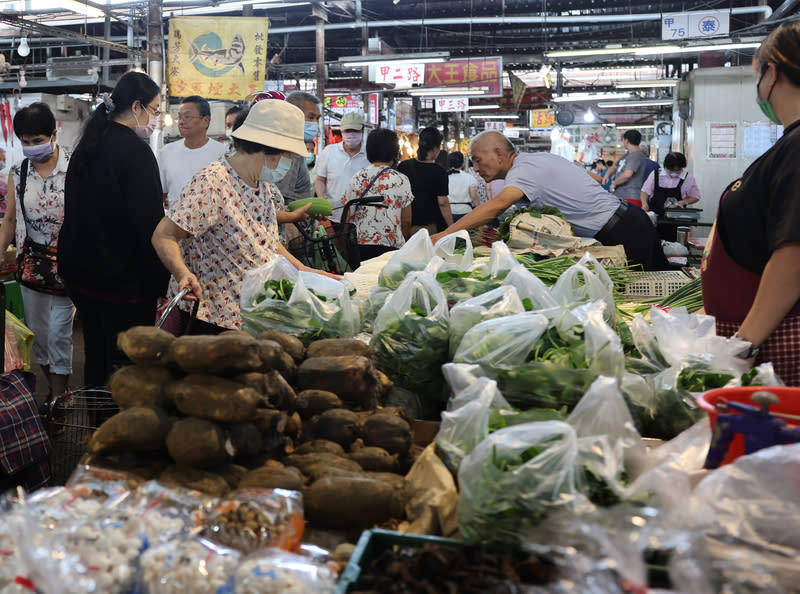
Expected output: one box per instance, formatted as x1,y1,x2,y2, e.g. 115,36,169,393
152,98,336,334
702,21,800,386
640,152,700,217
0,102,75,400
59,71,169,387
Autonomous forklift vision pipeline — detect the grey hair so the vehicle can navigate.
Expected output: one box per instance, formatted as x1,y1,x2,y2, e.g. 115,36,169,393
285,91,321,108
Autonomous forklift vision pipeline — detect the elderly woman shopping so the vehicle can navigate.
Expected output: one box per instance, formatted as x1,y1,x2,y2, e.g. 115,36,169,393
152,99,335,334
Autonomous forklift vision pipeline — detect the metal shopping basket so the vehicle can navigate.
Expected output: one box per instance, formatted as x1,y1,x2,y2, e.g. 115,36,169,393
45,388,118,486
287,195,384,274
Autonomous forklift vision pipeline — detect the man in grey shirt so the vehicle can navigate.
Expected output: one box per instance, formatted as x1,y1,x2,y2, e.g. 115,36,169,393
432,131,668,270
606,130,647,206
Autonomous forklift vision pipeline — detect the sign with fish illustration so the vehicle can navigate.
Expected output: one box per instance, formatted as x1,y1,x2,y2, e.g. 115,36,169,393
167,17,269,100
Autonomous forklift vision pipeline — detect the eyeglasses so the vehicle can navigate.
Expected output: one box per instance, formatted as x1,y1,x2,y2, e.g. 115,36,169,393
177,114,201,122
145,104,162,117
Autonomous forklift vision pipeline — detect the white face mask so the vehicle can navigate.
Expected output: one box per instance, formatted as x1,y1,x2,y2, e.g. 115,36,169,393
342,131,362,149
667,170,683,178
260,155,292,184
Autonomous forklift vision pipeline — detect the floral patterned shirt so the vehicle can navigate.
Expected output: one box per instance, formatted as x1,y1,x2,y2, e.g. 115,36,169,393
10,147,69,248
167,158,280,329
341,165,414,248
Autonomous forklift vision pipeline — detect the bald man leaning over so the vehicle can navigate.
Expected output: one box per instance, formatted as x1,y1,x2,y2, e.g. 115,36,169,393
432,131,669,271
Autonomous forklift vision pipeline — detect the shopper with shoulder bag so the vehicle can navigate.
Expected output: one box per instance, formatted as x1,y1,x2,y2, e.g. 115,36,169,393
0,102,75,400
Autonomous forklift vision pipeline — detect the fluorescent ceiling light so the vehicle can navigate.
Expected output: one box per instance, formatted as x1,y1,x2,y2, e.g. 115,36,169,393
552,92,632,103
339,51,449,67
615,124,652,130
470,114,519,119
615,79,679,88
408,87,486,96
546,41,760,59
468,104,500,110
598,99,673,108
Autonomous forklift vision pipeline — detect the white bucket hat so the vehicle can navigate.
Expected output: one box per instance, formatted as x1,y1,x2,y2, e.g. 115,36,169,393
232,100,309,157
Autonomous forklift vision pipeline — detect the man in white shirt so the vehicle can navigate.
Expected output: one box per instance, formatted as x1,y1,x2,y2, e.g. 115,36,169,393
314,111,369,221
158,95,226,207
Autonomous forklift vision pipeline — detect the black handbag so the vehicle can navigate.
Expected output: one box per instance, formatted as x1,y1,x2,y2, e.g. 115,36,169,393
14,159,67,296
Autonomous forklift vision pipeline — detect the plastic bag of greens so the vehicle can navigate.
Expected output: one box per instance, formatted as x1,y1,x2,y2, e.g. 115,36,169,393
559,300,624,379
567,376,640,444
501,265,559,311
360,285,393,333
441,362,486,397
371,271,450,417
378,229,435,289
241,254,359,342
432,229,473,272
436,377,509,472
448,286,525,357
550,252,616,324
452,312,549,373
457,421,589,544
434,240,518,306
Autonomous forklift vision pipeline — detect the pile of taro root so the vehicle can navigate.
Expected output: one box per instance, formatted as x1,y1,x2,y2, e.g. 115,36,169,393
84,327,421,531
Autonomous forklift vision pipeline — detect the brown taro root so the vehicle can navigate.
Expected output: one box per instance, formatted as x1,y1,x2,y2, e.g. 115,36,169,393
293,440,345,457
307,409,359,447
258,330,305,363
169,334,264,374
305,338,373,359
238,465,305,491
158,464,231,497
374,370,394,398
263,370,297,410
166,417,230,468
304,476,404,530
284,452,362,476
109,366,174,410
364,472,406,491
349,447,399,473
214,463,249,489
295,390,343,419
361,412,412,456
228,422,263,457
297,356,379,409
87,407,172,455
117,326,175,366
165,375,260,423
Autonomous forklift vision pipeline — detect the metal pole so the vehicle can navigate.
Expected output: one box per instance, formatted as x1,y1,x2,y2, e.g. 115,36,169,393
148,0,164,154
103,12,111,85
313,2,327,150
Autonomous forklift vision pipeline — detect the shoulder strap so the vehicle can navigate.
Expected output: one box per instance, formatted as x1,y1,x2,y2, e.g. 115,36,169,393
676,176,685,190
358,166,391,201
18,159,30,224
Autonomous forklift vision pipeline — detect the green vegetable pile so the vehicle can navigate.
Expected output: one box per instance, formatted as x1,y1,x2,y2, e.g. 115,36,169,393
435,268,510,306
497,204,569,242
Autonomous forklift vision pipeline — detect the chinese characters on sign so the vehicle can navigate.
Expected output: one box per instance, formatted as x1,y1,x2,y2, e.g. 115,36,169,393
368,94,380,124
434,97,469,113
167,17,269,100
661,11,730,40
484,121,507,132
425,58,503,97
372,63,424,88
707,122,737,159
529,109,556,129
323,94,361,114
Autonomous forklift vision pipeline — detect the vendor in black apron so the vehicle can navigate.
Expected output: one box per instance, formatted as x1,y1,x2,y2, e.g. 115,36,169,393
640,152,700,241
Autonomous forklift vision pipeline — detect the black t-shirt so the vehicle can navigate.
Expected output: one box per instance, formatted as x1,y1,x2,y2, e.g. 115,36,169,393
60,122,169,298
718,119,800,274
397,159,449,227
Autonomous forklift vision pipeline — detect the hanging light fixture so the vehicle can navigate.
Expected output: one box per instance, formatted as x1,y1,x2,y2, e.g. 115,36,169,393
18,69,27,88
17,36,30,58
583,108,596,123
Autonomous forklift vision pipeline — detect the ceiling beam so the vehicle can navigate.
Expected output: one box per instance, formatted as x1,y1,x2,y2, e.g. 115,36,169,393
0,13,158,61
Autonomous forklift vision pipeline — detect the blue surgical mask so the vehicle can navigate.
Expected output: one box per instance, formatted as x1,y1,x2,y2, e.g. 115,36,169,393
304,121,319,142
22,137,54,163
260,156,292,184
305,154,315,167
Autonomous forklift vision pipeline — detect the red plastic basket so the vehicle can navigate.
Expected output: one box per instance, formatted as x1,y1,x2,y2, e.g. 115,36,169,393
696,386,800,466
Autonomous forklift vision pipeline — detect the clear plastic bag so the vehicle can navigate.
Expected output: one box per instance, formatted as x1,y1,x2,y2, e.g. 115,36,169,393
441,362,486,397
240,254,359,342
233,549,337,594
500,265,559,311
559,300,624,380
436,377,509,472
452,312,549,373
370,271,450,415
448,286,525,357
202,488,304,554
434,241,519,306
378,229,435,289
138,537,241,594
457,420,587,544
550,252,616,324
432,229,473,272
567,376,640,444
360,285,393,334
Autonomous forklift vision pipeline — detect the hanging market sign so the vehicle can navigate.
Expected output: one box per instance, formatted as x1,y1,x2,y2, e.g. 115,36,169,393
530,109,556,128
324,94,361,114
435,97,469,112
661,11,730,40
167,17,269,100
424,57,503,97
372,63,425,88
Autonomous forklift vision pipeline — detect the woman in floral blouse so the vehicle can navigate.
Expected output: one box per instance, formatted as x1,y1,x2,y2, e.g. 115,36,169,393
152,99,334,333
341,128,414,261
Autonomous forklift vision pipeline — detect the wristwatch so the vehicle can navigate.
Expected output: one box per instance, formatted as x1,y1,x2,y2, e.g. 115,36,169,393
733,333,761,359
